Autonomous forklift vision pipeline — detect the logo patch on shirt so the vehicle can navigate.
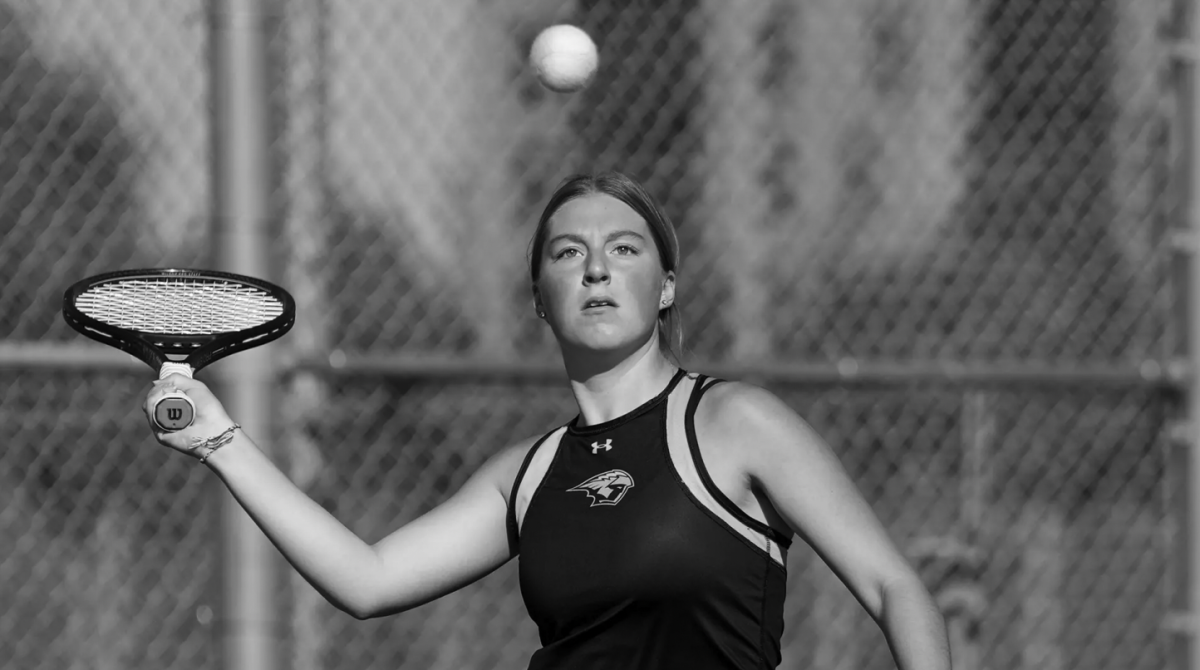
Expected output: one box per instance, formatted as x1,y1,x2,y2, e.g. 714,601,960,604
568,469,634,507
590,439,613,454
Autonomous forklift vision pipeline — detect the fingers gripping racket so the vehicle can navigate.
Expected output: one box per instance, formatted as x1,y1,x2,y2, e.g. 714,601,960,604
62,269,295,432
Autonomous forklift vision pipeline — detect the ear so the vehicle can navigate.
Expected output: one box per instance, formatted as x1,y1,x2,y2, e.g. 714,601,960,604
659,271,675,310
532,284,545,317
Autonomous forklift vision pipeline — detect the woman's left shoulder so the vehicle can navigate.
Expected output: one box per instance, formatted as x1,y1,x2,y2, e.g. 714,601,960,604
697,379,839,486
697,379,817,447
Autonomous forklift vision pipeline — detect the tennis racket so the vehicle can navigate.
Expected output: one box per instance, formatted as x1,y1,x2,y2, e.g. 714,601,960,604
62,268,295,432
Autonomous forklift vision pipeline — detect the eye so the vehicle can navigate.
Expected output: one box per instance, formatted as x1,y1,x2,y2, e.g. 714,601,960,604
554,247,582,259
612,244,639,255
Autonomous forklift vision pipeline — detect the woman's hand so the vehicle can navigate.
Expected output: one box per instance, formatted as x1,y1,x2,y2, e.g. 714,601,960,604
142,374,238,459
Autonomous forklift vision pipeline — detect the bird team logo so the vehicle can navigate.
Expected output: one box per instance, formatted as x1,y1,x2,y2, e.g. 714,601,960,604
568,469,635,507
590,439,613,454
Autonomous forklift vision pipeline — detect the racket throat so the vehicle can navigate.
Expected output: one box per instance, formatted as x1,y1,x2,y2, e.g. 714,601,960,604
159,361,195,379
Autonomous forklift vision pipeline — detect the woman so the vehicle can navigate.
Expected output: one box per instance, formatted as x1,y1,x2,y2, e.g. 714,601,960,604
146,172,950,669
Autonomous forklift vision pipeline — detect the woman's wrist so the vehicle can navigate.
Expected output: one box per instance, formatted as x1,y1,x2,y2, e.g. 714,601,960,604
198,430,264,477
190,424,242,464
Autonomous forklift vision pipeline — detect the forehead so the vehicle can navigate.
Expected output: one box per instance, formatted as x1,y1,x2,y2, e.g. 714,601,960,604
547,193,649,236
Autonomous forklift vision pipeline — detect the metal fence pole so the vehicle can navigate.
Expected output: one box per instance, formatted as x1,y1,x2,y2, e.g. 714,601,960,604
279,0,333,666
1167,0,1200,668
1190,0,1200,658
210,1,279,669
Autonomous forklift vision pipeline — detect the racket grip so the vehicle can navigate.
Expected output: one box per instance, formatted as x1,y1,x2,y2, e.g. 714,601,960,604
154,393,196,432
159,362,194,380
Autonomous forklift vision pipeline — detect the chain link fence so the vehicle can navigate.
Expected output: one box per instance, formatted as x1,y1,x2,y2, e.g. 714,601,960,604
0,0,1177,669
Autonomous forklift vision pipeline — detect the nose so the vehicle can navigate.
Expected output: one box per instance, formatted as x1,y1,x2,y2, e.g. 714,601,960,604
583,251,610,285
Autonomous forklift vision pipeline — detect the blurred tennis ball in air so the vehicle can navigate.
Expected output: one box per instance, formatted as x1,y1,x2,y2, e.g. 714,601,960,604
530,25,598,93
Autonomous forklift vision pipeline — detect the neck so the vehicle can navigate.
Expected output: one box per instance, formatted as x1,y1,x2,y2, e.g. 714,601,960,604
561,339,678,427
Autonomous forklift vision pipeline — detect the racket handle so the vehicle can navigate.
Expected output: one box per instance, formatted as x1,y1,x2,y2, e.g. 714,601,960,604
155,362,195,431
153,394,196,432
159,362,194,380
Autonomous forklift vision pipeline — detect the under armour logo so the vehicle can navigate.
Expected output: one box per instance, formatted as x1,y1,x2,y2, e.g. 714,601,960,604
590,439,613,454
569,470,634,506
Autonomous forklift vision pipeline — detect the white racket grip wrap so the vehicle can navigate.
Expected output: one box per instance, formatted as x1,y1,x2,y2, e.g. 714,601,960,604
159,362,194,379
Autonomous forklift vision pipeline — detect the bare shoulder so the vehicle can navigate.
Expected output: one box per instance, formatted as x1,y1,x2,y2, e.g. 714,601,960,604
698,380,812,437
696,380,826,463
473,431,556,505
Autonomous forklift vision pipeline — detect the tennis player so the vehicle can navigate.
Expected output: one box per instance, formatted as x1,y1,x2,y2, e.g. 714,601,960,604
146,172,950,669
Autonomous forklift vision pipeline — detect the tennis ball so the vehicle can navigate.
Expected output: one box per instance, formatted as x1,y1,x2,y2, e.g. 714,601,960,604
530,25,598,93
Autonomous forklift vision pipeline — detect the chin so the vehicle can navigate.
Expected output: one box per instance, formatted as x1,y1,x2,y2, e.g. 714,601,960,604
568,334,631,354
562,325,652,357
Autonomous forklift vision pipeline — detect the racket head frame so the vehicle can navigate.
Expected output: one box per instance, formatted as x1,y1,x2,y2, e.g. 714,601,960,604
62,267,296,374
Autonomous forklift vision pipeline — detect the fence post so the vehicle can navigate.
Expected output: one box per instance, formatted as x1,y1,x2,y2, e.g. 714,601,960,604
1167,0,1200,668
278,0,333,666
1189,0,1200,658
210,1,279,669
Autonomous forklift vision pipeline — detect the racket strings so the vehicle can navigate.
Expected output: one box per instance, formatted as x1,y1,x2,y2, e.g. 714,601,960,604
75,279,285,334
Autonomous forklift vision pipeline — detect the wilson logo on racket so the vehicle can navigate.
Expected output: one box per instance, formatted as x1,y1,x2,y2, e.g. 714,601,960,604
568,470,634,507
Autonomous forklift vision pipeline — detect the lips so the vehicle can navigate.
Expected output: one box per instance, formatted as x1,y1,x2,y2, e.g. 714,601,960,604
582,296,618,310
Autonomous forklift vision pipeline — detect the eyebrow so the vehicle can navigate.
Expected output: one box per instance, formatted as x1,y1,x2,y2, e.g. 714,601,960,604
547,230,647,247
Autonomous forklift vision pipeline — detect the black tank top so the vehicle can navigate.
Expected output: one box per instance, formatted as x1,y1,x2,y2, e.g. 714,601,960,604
507,370,793,669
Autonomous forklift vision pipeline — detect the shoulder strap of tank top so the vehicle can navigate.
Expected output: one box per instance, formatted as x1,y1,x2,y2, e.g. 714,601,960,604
506,426,565,554
685,376,793,548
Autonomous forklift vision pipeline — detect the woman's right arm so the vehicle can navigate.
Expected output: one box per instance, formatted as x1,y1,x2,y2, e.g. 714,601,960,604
146,374,530,620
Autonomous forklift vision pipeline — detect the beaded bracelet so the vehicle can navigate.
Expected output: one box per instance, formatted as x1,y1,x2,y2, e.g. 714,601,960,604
191,424,241,464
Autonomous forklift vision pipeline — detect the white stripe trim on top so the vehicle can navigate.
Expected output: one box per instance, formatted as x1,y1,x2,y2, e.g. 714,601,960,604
666,374,786,567
513,426,567,534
